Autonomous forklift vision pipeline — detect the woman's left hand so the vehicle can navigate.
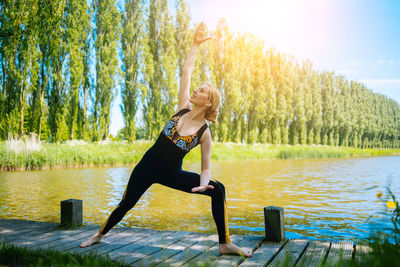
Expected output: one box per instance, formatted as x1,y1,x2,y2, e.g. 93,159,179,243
191,185,214,193
194,22,213,45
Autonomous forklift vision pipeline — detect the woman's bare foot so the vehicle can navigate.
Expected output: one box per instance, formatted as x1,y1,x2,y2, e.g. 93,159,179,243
79,233,104,248
219,242,252,257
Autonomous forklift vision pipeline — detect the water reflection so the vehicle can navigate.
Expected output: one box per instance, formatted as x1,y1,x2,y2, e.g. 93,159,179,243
0,156,399,242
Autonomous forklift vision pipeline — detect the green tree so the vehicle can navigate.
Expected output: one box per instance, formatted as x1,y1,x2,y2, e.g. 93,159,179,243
65,0,89,140
208,19,228,142
93,0,121,140
142,0,177,140
46,0,68,142
175,0,191,77
121,0,143,141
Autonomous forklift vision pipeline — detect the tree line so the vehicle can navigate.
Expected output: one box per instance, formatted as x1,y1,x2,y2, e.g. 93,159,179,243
1,0,399,148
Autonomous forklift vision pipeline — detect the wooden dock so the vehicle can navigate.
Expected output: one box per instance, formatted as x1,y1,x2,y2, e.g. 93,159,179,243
0,219,371,266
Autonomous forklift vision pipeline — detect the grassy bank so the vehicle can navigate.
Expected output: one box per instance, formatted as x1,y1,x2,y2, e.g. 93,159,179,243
1,140,400,171
0,242,126,267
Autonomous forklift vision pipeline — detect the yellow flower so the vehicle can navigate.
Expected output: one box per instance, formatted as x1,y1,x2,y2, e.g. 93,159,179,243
387,201,397,209
376,192,383,198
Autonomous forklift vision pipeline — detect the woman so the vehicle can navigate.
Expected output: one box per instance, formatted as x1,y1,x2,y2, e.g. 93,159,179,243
80,22,252,258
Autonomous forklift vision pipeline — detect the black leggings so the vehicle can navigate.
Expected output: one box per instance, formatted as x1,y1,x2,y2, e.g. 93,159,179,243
98,151,231,244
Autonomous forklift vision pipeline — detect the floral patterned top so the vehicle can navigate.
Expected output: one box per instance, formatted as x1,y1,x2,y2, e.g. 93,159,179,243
162,109,208,152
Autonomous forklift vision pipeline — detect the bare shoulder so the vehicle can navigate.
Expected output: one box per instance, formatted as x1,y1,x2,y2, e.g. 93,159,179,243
177,101,191,112
174,102,191,115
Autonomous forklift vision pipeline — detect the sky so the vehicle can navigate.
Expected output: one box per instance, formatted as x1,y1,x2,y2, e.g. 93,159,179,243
110,0,400,136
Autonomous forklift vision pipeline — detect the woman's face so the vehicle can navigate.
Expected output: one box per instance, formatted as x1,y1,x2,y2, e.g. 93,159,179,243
189,84,211,107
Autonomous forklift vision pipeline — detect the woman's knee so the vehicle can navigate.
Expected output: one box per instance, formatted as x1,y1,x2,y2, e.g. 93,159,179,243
117,198,134,212
211,180,226,197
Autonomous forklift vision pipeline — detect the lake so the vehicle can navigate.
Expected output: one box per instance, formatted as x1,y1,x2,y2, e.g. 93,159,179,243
1,156,399,242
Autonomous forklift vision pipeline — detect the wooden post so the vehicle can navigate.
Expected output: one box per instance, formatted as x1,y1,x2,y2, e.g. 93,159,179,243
61,199,82,226
264,206,285,242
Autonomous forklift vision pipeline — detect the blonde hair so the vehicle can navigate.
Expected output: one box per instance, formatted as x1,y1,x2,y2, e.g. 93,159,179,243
204,83,221,123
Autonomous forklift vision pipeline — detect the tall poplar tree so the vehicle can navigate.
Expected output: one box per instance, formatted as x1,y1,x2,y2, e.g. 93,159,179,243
47,0,68,142
66,0,89,139
93,0,121,140
208,19,228,141
175,0,191,77
121,0,143,141
142,0,177,140
36,0,53,141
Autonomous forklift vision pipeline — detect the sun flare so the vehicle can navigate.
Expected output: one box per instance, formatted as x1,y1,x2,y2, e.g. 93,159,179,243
202,0,336,61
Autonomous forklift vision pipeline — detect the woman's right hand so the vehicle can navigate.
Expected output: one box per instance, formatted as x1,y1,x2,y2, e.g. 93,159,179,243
194,22,212,45
191,184,214,193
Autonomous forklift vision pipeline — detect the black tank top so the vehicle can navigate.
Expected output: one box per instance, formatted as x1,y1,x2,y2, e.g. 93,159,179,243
146,109,208,171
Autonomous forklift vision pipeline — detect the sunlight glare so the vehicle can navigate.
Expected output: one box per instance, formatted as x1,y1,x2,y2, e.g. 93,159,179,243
203,0,336,61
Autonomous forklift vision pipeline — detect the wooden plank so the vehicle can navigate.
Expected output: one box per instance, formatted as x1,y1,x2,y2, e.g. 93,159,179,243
77,227,155,256
34,226,144,252
0,219,365,267
324,240,354,267
134,232,208,266
159,233,218,267
0,220,28,236
212,235,264,267
66,227,132,254
14,227,84,248
106,229,177,262
0,219,41,232
268,239,309,267
31,225,99,250
0,220,57,240
40,227,103,251
26,225,104,249
182,235,246,266
0,219,58,231
117,230,193,265
2,223,59,245
0,221,37,238
0,219,52,228
0,223,43,237
296,239,331,267
82,227,160,256
239,240,287,266
55,226,135,253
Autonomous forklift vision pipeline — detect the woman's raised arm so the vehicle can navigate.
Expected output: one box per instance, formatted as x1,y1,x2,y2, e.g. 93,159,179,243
177,22,212,111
